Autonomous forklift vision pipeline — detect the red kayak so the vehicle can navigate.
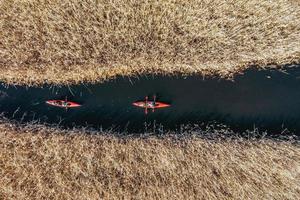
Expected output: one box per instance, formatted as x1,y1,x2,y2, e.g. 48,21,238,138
133,95,170,114
46,100,81,108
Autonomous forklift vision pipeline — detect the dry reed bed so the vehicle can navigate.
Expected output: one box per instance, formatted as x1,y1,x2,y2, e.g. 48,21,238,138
0,0,300,85
0,122,299,199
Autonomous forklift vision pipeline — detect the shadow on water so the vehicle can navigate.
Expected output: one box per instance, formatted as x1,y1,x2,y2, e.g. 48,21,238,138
0,64,300,135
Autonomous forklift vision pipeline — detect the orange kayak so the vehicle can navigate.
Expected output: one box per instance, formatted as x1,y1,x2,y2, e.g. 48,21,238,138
133,95,170,114
46,100,81,108
132,101,170,109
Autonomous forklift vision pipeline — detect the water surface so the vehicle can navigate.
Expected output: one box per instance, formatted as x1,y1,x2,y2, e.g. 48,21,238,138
0,65,299,135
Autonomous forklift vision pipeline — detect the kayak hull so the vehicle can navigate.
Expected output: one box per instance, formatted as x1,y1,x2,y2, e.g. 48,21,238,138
132,101,170,109
46,100,81,108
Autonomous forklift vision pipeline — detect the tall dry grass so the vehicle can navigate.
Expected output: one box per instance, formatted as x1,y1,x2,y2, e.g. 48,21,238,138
0,0,299,85
0,121,299,199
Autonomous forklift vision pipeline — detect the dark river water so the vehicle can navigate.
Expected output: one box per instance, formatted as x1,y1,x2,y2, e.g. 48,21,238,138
0,65,299,135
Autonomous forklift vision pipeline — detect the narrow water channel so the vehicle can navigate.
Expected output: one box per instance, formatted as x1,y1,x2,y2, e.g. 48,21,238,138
0,65,299,135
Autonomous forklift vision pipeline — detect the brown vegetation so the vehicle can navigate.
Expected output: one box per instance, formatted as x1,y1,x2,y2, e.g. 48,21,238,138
1,0,300,85
1,0,300,199
0,121,299,199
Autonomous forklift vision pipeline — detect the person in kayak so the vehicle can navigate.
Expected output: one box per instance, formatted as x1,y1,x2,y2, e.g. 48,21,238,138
147,101,157,108
46,98,81,109
145,95,157,113
54,100,69,107
150,95,157,108
132,95,170,114
62,101,69,107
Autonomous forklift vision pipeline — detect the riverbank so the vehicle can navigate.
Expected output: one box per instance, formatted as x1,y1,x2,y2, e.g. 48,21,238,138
0,121,299,199
1,0,300,85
